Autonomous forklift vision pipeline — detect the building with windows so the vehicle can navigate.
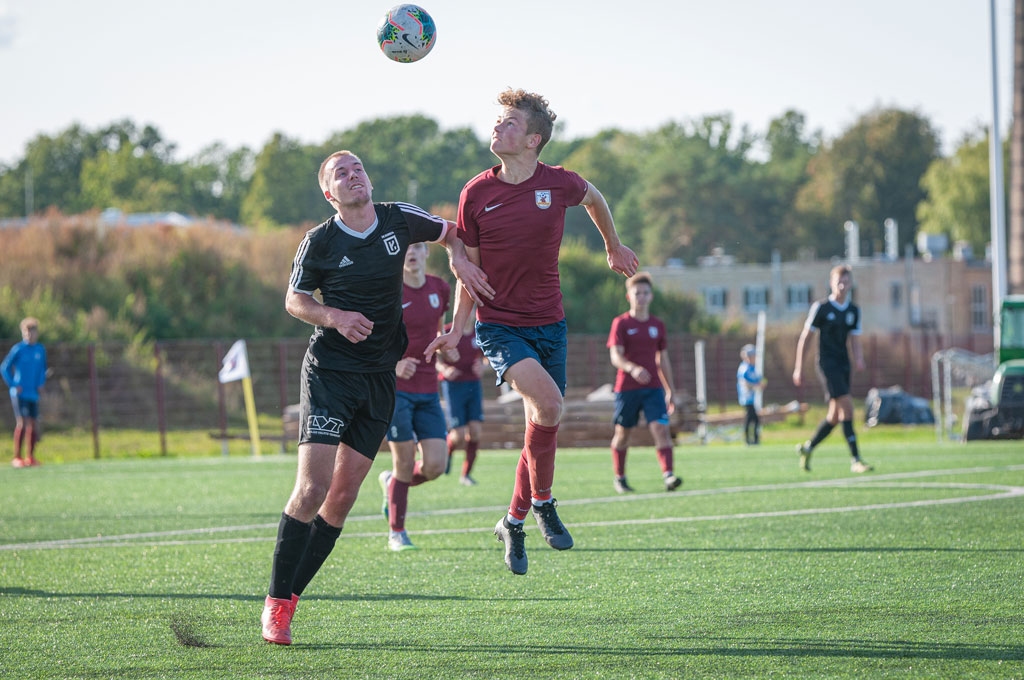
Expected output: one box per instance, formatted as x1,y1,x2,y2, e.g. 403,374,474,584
645,248,994,341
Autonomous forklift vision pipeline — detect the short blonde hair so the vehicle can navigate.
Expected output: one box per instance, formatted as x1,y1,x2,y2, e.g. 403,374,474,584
20,317,39,332
626,272,653,291
318,150,361,193
830,264,852,281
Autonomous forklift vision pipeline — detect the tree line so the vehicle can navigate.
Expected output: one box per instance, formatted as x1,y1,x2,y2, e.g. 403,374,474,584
0,108,1004,267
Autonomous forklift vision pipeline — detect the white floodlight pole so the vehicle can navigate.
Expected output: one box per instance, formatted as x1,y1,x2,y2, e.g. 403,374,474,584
990,0,1008,359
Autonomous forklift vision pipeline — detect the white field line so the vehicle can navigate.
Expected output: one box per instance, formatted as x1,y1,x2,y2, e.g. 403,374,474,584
4,465,1024,552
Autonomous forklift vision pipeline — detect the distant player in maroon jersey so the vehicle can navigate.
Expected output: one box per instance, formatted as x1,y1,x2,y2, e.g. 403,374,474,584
607,273,681,494
437,316,487,486
427,88,638,575
378,241,454,551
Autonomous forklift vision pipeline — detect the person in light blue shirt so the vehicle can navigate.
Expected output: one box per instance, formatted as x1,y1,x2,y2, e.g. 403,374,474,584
1,317,47,467
736,344,762,445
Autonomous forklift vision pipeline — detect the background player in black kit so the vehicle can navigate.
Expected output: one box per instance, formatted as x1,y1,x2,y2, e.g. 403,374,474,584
792,264,872,475
260,150,491,645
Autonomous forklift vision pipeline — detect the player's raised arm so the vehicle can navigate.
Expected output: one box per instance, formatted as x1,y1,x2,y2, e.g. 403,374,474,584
580,182,638,278
441,222,494,306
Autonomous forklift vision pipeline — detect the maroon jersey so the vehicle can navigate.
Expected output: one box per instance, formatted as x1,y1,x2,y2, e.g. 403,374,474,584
441,323,483,383
607,313,667,392
458,163,588,326
397,274,450,394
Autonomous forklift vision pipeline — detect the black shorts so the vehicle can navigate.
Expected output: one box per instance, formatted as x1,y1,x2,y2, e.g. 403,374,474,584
298,354,395,460
816,361,851,401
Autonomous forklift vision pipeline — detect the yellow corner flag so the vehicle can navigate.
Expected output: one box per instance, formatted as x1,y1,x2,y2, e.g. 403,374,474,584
218,340,261,456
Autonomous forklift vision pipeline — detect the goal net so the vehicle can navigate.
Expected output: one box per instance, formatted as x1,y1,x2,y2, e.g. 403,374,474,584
930,348,997,442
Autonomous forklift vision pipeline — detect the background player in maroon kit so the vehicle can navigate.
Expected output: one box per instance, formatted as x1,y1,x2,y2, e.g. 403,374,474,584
428,88,638,575
607,273,681,493
437,316,487,486
378,241,454,551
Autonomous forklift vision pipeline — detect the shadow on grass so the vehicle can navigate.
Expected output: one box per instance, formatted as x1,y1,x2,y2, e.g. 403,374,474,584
294,637,1024,661
678,637,1024,661
573,546,1024,554
0,587,567,603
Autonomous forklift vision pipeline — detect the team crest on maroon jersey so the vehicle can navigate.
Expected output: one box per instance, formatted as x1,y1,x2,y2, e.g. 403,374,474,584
383,231,400,255
649,326,659,338
429,293,440,308
535,190,552,210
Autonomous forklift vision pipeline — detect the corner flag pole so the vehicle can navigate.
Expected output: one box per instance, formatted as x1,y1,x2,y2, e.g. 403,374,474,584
242,375,262,457
218,339,262,457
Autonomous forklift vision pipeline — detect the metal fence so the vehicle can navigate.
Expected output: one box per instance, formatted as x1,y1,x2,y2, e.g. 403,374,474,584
1,330,990,455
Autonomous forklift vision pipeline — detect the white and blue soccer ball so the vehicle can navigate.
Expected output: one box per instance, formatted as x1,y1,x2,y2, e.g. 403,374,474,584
376,4,437,63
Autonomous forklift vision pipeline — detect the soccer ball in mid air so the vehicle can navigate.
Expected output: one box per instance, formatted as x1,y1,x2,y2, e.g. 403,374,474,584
376,4,436,63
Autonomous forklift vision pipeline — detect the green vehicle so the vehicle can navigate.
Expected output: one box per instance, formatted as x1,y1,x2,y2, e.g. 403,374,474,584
963,295,1024,440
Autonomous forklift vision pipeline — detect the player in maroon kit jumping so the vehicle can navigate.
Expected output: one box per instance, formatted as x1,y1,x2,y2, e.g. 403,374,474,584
427,88,638,575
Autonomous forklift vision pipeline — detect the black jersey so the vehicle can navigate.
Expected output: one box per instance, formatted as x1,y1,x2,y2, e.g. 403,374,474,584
289,202,446,372
804,296,861,367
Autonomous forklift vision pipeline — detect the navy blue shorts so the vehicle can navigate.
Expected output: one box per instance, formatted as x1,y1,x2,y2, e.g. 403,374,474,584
10,394,39,420
613,388,669,428
475,320,567,396
441,380,484,429
387,391,448,442
297,354,395,460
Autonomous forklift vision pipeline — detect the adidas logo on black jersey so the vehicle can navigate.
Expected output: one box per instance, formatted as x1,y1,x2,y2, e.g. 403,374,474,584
338,256,354,268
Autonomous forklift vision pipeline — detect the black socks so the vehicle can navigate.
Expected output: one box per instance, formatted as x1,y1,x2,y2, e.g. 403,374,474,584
808,420,835,450
268,513,312,600
292,515,343,597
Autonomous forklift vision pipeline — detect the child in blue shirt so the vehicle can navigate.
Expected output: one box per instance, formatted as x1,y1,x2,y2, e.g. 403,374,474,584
2,317,47,467
736,344,763,445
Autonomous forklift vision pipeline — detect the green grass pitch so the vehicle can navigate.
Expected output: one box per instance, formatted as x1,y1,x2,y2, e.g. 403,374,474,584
2,430,1022,679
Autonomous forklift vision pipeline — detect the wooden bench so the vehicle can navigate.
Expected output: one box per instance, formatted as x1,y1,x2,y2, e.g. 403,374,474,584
479,390,704,449
281,395,625,451
279,395,803,450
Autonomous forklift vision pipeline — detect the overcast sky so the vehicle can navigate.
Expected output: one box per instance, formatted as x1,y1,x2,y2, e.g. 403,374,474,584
0,0,1015,164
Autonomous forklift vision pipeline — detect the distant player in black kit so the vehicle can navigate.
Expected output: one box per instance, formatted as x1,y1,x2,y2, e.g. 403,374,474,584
260,150,492,646
792,264,872,474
